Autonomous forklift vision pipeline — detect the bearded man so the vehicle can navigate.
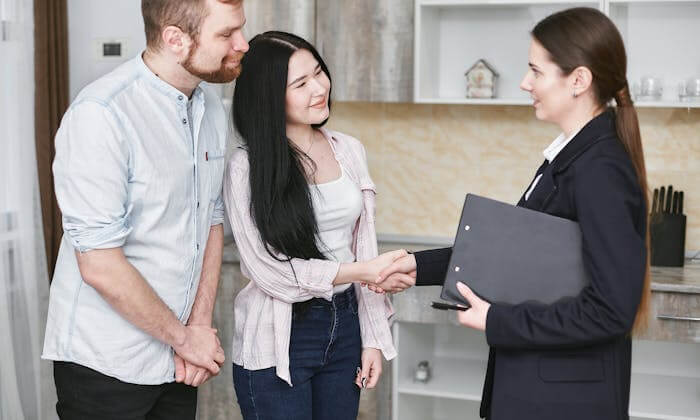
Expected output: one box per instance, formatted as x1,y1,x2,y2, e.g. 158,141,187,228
42,1,248,418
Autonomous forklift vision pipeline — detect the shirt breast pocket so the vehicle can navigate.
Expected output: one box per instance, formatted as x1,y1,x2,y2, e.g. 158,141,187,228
206,147,226,200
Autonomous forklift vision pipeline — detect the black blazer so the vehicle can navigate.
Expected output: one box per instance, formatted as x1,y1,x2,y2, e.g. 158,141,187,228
414,110,647,420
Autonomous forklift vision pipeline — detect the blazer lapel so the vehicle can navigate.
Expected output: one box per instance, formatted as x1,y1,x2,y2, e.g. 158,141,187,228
519,110,618,212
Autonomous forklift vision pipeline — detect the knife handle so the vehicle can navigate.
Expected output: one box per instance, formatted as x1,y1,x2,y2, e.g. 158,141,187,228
659,187,666,213
679,191,684,215
652,188,659,214
665,185,673,213
672,191,679,214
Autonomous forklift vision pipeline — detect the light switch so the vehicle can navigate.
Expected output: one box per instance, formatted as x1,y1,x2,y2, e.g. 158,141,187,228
102,42,122,57
93,38,129,61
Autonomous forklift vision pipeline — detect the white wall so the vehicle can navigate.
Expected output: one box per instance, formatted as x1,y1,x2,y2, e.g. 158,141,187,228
67,0,145,100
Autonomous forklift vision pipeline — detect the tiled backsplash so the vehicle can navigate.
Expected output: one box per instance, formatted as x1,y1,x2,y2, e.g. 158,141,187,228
327,103,700,251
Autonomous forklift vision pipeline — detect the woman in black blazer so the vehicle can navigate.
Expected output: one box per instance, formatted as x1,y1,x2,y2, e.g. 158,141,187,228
374,8,650,420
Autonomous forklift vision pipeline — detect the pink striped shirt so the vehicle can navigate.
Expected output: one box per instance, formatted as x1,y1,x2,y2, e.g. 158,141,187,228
223,128,396,385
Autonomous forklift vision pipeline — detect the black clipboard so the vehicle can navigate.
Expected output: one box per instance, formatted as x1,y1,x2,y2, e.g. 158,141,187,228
440,194,590,306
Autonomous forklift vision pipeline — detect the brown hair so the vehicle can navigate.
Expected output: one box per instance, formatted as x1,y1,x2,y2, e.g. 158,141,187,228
532,7,651,334
142,0,242,50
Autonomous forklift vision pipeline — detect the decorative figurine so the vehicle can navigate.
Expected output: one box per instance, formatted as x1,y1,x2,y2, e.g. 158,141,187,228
414,360,432,383
465,59,499,99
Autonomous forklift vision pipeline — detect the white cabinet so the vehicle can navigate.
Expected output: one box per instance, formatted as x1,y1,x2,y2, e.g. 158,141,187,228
608,0,700,107
413,0,700,108
391,321,700,420
391,322,488,420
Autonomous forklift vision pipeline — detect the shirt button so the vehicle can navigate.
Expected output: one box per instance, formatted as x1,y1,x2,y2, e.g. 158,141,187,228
177,95,183,101
182,118,187,124
196,243,200,250
197,201,200,208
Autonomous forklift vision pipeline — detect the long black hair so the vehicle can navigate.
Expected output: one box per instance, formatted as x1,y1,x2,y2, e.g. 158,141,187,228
233,31,332,261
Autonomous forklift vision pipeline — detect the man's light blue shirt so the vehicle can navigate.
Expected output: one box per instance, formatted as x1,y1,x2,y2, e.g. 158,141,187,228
42,54,227,385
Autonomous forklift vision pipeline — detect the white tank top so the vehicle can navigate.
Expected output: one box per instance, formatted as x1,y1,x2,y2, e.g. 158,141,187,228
310,166,363,294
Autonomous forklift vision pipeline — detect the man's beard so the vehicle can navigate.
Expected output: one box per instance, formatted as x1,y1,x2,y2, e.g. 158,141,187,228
182,44,243,83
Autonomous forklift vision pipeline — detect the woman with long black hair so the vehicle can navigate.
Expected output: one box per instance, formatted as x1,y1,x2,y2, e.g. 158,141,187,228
376,8,650,420
223,31,401,419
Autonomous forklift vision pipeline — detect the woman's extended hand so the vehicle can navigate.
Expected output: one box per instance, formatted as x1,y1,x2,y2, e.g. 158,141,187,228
365,253,417,294
455,282,490,331
359,249,409,289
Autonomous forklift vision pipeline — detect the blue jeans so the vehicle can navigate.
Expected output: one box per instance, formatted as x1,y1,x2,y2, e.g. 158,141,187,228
233,287,362,420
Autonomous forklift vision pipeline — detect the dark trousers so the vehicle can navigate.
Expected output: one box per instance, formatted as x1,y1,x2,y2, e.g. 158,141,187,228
53,361,197,420
233,286,362,420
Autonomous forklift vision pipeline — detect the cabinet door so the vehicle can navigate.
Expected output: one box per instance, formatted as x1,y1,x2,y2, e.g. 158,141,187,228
316,0,413,102
242,0,315,43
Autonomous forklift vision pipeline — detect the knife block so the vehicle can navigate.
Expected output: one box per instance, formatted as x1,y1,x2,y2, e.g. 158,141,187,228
650,213,686,267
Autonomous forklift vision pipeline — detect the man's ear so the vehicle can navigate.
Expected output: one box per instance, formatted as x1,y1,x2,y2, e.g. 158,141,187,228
161,25,193,63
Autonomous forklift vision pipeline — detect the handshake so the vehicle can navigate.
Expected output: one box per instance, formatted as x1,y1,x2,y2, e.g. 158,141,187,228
360,249,418,294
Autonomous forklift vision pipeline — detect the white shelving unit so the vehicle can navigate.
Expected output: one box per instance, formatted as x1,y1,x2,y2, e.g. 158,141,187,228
608,0,700,106
413,0,700,108
392,321,700,420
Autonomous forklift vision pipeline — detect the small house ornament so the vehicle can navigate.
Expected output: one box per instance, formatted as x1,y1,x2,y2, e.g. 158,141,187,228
465,59,499,99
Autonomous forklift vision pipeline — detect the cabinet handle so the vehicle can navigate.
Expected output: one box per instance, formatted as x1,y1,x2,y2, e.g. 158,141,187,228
657,315,700,322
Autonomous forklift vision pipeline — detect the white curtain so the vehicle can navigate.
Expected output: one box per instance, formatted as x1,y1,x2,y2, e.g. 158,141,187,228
0,0,57,418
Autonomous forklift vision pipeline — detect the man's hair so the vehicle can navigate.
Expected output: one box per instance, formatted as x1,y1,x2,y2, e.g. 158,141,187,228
142,0,242,50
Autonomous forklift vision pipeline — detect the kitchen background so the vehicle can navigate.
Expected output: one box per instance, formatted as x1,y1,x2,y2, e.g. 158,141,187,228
68,0,700,253
60,1,700,420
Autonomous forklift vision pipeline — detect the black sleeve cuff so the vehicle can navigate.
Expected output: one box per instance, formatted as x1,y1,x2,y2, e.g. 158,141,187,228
414,247,453,286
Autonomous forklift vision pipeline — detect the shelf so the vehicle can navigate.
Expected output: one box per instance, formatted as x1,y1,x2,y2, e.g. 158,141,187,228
609,2,700,106
397,357,487,401
416,97,533,105
396,393,483,420
629,373,700,420
396,355,700,420
420,0,600,5
416,97,700,107
634,101,700,109
394,322,700,420
415,0,700,109
610,0,700,3
414,1,602,104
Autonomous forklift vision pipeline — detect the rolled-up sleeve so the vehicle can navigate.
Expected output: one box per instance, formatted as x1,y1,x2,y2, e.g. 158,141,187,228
53,100,132,252
211,192,225,226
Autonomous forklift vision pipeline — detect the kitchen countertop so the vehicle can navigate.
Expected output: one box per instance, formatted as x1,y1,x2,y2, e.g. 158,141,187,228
222,236,700,295
649,264,700,294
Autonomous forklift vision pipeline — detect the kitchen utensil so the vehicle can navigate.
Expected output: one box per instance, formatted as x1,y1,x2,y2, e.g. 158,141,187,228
650,186,686,267
672,191,679,214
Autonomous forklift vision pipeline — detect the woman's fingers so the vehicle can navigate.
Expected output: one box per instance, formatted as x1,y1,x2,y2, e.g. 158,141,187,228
455,282,490,331
366,358,382,389
456,281,477,304
357,362,369,389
